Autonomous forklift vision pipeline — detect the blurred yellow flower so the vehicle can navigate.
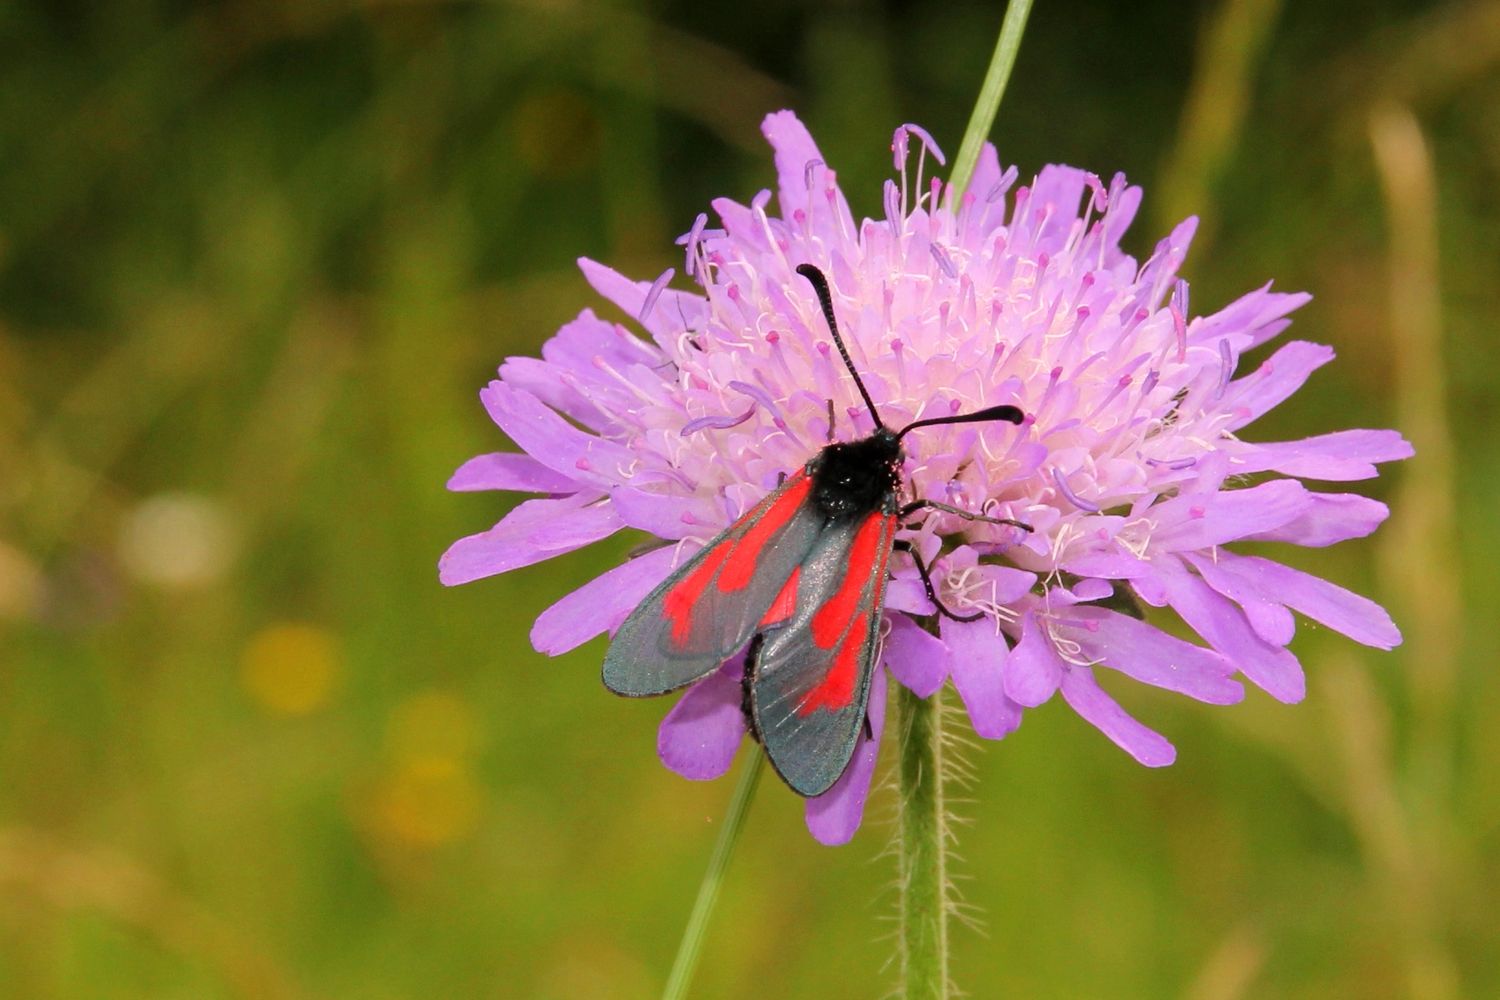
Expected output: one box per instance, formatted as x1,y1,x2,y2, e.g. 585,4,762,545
371,755,483,849
239,622,342,716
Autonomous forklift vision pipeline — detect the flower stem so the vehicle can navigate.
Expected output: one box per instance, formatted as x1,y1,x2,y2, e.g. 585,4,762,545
897,684,950,1000
949,0,1036,199
660,752,764,1000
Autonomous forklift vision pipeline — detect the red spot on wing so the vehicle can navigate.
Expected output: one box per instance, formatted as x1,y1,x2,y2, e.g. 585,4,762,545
662,543,731,648
717,474,812,593
759,567,801,628
810,514,889,648
796,515,895,717
798,611,868,715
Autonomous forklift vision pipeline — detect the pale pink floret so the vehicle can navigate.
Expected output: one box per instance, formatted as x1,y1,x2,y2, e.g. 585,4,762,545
442,111,1409,844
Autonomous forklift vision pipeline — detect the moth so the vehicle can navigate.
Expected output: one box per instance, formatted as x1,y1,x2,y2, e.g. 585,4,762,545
604,264,1029,796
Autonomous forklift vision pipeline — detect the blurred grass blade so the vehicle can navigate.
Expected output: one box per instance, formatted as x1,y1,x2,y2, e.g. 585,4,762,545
949,0,1034,199
661,754,763,1000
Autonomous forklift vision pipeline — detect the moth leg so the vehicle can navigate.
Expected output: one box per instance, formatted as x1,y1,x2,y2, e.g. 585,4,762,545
825,397,836,443
899,497,1033,533
862,712,874,741
892,538,984,623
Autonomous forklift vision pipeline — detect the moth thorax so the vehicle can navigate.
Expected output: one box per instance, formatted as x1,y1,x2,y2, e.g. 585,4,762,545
811,430,902,520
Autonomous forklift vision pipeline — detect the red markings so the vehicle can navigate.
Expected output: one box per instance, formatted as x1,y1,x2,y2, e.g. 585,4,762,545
810,514,888,648
662,543,730,648
797,514,895,716
717,474,811,593
759,567,801,628
798,611,867,715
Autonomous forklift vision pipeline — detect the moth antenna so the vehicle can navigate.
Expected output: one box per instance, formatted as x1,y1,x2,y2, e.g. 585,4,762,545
897,403,1025,442
795,263,885,430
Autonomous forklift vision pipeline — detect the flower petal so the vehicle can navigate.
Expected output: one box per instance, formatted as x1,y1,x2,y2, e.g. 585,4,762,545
883,614,949,697
658,659,746,781
1150,479,1310,552
447,452,580,494
530,545,683,655
1161,564,1306,703
1233,429,1414,482
941,614,1021,739
1246,492,1389,548
1184,552,1296,646
1065,605,1243,704
805,666,886,846
609,487,713,541
1219,340,1335,431
761,110,856,243
480,381,636,490
1190,283,1311,351
1002,612,1064,707
1060,669,1176,767
1207,553,1402,650
883,573,936,615
438,492,620,586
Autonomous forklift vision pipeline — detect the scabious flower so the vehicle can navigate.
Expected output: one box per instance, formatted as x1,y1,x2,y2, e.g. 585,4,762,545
441,110,1410,845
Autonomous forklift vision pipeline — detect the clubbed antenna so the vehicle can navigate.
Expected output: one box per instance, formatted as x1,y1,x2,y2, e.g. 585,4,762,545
896,404,1025,442
795,263,885,430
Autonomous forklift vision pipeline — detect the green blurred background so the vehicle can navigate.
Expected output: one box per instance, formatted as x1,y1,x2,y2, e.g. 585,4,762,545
1,1,1495,997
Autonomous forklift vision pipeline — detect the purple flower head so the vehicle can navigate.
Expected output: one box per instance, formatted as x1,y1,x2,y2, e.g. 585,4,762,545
442,111,1410,845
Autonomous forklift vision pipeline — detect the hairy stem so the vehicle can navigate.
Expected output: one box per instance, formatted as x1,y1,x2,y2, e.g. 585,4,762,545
661,753,764,1000
897,684,950,1000
949,0,1036,199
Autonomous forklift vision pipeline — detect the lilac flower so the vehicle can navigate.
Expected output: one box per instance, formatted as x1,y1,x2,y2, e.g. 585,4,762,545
442,111,1409,845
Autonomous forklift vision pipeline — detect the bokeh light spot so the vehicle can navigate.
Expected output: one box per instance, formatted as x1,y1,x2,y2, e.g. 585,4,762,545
372,756,482,848
240,622,342,716
118,492,236,589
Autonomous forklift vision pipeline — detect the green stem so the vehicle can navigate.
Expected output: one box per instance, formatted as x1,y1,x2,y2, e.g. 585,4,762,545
897,684,949,1000
660,752,764,1000
948,0,1036,199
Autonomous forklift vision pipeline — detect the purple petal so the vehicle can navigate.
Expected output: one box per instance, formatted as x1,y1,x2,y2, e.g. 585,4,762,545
658,659,747,781
1063,577,1114,603
1220,341,1335,431
1233,429,1414,481
1060,669,1176,767
805,666,887,846
1065,606,1243,704
975,564,1040,603
500,309,662,431
1209,553,1402,650
1150,480,1310,552
1247,493,1389,547
1185,552,1296,646
1002,612,1064,707
762,110,824,216
965,142,1003,203
941,614,1021,739
1062,551,1154,580
438,493,620,586
530,545,682,655
479,381,636,490
577,258,703,345
609,487,713,541
447,452,580,494
883,574,936,615
1190,283,1312,351
883,614,949,697
1161,565,1306,703
1027,165,1092,249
